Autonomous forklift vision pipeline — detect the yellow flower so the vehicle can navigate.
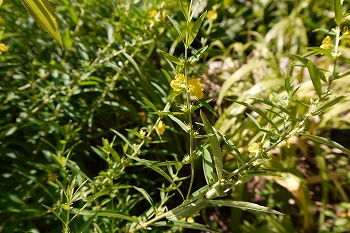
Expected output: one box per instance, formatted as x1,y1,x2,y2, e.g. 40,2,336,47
162,10,167,22
157,120,166,135
207,10,218,20
248,143,260,155
188,78,204,100
139,129,146,137
320,36,332,50
148,9,158,18
170,73,186,92
0,43,8,52
343,26,350,35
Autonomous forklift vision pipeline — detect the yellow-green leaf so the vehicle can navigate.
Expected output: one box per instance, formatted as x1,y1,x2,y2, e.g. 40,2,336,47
20,0,63,46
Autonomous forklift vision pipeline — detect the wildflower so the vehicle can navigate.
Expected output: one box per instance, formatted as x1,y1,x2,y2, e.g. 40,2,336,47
170,73,186,92
343,26,350,35
248,143,260,155
148,9,158,19
188,78,204,100
156,120,166,135
139,129,146,137
162,10,167,22
207,10,218,20
285,138,291,148
320,36,332,50
0,43,8,52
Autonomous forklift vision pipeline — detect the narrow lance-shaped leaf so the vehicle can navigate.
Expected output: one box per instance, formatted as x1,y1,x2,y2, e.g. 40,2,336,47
303,134,350,156
179,0,189,21
202,148,218,185
205,200,285,215
187,11,207,47
76,214,97,233
334,0,343,26
134,186,157,216
312,95,346,115
167,15,185,44
307,60,323,98
200,110,223,181
159,50,184,66
20,0,63,46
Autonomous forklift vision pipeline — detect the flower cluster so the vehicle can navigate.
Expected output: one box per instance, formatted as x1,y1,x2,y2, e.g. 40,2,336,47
156,120,166,135
0,43,8,53
320,36,333,50
207,10,217,20
170,73,204,100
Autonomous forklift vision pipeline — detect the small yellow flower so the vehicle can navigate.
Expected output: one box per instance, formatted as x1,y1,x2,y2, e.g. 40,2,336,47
188,78,204,100
320,36,332,50
162,10,167,22
157,120,166,135
0,43,8,53
285,138,291,148
248,143,260,155
148,9,158,18
207,10,218,20
343,26,350,35
170,73,186,92
139,130,146,137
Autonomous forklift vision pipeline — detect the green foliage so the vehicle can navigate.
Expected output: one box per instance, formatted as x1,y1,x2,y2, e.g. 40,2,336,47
1,0,350,232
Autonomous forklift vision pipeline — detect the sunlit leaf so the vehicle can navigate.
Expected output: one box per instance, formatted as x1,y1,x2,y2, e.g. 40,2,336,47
307,60,323,98
205,200,284,215
159,50,184,66
20,0,62,46
303,134,350,156
200,110,223,180
312,95,346,115
202,148,217,185
166,199,208,221
187,11,207,47
334,0,343,26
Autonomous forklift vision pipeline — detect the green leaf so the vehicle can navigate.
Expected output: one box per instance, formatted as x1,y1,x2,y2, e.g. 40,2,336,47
78,210,137,222
309,47,335,61
179,0,189,21
167,15,185,43
312,95,346,115
142,97,158,112
110,129,134,151
205,200,285,215
202,148,218,185
152,221,219,233
76,214,97,233
187,11,207,47
303,134,350,156
126,155,184,199
0,0,3,7
213,129,244,164
166,199,208,221
246,113,262,129
334,0,343,26
159,50,184,66
134,186,157,216
307,60,323,98
189,45,208,64
20,0,63,46
200,110,223,181
169,115,188,133
233,100,279,132
198,99,219,118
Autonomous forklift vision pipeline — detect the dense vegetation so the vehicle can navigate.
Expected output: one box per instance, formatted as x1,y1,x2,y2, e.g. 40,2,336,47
1,0,350,232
